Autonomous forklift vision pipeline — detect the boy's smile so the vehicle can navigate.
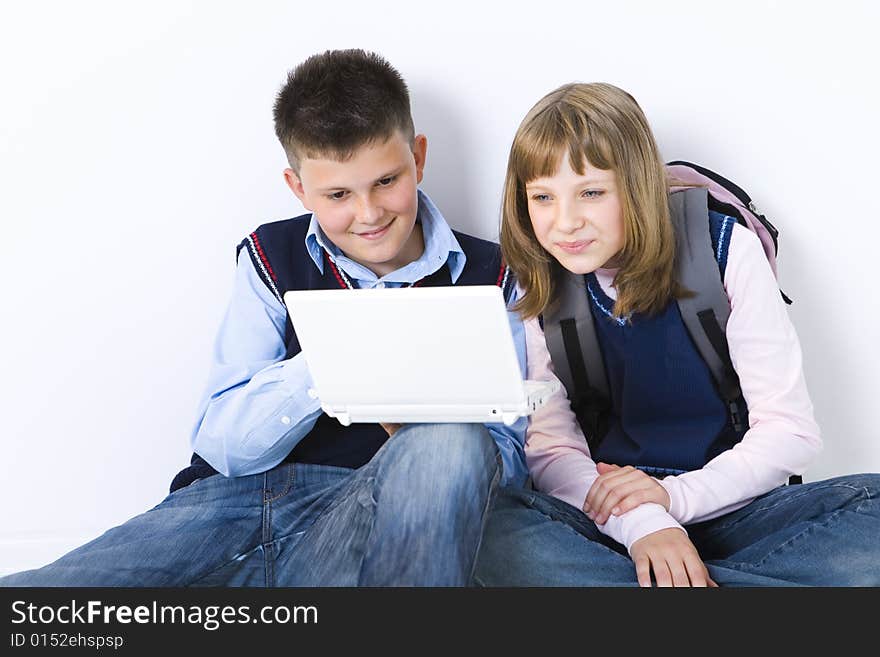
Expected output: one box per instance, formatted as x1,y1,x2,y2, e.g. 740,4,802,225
285,131,428,277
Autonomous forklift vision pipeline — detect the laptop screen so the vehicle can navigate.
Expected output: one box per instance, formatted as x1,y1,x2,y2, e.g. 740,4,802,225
283,286,526,410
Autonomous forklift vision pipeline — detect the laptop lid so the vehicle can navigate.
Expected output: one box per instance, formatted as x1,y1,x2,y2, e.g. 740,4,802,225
283,285,538,425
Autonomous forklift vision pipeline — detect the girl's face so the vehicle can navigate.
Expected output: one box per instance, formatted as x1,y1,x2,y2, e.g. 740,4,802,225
526,151,625,274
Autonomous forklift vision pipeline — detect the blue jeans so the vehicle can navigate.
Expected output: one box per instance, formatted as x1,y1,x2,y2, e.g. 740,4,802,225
474,473,880,586
1,423,500,587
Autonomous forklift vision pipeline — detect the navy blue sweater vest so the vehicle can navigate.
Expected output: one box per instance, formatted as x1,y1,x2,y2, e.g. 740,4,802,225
585,211,748,475
169,215,513,492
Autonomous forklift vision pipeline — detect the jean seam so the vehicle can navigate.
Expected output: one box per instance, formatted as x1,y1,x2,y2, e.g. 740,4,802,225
466,457,502,584
264,466,367,560
353,432,421,584
522,493,626,557
353,477,380,585
531,493,596,535
710,483,865,534
262,472,273,586
184,543,266,587
303,466,372,525
721,507,847,573
855,485,873,514
264,465,295,503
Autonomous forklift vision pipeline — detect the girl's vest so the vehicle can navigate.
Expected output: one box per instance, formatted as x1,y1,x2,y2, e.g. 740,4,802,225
542,188,749,475
169,215,514,492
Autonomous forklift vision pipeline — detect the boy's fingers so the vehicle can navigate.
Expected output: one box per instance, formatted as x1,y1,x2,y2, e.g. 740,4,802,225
379,422,403,436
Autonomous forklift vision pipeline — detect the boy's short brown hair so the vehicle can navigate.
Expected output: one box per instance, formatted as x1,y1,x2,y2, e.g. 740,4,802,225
273,49,415,170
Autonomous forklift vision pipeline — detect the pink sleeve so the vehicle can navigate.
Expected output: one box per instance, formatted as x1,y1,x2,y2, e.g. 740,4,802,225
659,224,823,524
523,315,684,552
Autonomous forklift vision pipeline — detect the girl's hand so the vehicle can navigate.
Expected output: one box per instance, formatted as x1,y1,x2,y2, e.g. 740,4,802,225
629,528,718,587
583,462,671,524
379,423,403,437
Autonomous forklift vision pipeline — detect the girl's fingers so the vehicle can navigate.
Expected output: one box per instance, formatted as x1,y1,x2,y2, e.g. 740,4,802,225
617,479,671,516
595,462,620,475
591,480,649,523
591,476,658,523
652,558,673,588
668,558,691,587
585,466,640,513
683,554,710,587
634,555,652,588
613,489,655,517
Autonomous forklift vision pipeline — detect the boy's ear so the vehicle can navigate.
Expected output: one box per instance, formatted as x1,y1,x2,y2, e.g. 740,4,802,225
284,168,309,206
412,134,428,184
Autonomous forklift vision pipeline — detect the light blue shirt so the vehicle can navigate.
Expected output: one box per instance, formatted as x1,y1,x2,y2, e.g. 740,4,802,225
190,190,528,486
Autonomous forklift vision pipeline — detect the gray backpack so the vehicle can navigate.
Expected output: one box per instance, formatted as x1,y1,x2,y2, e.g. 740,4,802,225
541,161,799,483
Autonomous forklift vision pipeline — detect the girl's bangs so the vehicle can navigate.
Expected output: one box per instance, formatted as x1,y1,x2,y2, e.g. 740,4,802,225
513,105,613,183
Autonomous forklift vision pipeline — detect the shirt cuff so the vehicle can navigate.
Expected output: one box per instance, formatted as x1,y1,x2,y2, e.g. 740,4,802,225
658,477,686,523
278,353,322,416
600,502,686,554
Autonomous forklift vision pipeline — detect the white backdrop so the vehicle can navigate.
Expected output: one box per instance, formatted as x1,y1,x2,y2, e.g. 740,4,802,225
2,0,878,574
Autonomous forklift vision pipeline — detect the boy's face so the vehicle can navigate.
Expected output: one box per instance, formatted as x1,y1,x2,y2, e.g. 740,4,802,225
285,132,428,277
525,150,625,274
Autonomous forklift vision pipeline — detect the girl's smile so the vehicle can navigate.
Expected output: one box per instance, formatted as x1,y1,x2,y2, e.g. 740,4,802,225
556,238,595,254
526,151,625,275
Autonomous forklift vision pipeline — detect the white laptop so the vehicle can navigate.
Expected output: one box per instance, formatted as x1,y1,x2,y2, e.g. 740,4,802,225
283,285,559,426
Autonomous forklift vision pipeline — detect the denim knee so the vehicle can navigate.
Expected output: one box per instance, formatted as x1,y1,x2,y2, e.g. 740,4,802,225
392,422,495,466
839,472,880,494
812,473,880,509
374,423,498,494
830,473,880,513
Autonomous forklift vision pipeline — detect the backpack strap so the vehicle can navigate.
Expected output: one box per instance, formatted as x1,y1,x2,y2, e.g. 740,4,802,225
671,187,745,431
543,269,610,452
543,187,746,449
667,160,792,306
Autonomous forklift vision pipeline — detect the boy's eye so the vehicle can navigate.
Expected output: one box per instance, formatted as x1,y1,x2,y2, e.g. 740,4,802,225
376,176,396,187
327,190,348,200
582,190,604,199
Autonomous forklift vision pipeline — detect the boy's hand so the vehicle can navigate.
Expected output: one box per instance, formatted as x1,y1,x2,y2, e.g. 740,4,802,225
583,462,670,524
379,423,403,437
629,528,718,587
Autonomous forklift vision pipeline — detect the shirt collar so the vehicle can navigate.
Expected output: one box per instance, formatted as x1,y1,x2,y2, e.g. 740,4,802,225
304,189,466,285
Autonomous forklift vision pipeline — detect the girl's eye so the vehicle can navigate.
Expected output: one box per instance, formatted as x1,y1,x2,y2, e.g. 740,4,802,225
531,194,551,202
377,176,396,186
583,190,604,199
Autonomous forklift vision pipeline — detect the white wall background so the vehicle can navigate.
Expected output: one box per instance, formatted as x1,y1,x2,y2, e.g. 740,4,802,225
1,0,878,575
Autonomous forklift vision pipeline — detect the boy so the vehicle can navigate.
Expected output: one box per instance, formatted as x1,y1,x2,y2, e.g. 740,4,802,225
0,49,526,587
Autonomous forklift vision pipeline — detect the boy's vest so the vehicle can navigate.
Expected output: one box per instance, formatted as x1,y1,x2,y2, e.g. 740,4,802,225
543,185,774,475
169,215,514,493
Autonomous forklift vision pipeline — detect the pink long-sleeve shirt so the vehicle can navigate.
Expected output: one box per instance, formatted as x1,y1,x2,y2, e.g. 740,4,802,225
524,223,823,553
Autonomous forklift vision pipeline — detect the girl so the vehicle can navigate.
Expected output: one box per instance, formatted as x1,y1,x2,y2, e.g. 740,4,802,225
475,82,880,586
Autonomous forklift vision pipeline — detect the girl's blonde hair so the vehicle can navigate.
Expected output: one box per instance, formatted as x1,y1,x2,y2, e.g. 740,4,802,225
500,82,690,320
